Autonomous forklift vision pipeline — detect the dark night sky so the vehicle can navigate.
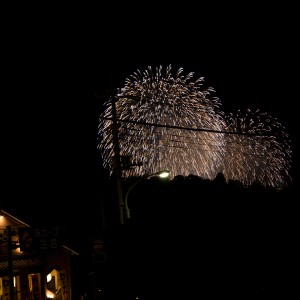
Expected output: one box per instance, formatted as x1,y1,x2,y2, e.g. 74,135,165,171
2,5,299,217
1,7,298,298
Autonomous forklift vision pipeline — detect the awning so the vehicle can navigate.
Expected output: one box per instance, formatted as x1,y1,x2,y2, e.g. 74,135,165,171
0,258,43,271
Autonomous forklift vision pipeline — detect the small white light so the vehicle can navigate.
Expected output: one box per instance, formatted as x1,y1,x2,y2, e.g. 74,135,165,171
158,170,170,178
47,273,52,282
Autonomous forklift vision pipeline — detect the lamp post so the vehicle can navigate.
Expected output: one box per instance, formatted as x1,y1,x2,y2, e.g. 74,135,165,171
102,91,170,225
124,170,170,221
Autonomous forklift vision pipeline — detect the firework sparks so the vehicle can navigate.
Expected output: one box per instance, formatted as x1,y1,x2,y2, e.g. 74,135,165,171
98,65,292,187
223,108,292,187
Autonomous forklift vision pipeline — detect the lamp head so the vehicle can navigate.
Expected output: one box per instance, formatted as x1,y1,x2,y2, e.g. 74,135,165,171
157,170,170,178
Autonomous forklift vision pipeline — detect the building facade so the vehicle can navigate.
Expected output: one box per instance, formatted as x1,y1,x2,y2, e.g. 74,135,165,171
0,210,78,300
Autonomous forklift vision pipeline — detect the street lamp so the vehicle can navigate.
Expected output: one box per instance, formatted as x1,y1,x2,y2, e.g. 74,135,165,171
124,170,170,221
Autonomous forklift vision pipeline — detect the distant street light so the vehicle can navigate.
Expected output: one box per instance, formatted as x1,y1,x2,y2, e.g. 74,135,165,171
101,93,170,225
124,170,170,221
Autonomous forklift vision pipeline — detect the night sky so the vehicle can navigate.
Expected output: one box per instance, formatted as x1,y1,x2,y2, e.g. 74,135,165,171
2,5,298,216
1,6,299,298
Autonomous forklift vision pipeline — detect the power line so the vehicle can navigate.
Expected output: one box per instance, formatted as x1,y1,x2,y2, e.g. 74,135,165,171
100,116,275,137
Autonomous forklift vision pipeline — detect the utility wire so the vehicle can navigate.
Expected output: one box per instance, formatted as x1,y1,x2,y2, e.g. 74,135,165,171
100,116,276,137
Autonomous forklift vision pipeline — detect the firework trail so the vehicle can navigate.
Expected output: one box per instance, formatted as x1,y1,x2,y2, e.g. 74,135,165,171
222,109,292,187
98,65,226,180
98,65,292,187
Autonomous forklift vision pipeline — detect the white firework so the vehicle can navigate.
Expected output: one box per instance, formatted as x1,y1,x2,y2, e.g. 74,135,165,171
98,65,226,180
223,108,292,187
98,65,292,187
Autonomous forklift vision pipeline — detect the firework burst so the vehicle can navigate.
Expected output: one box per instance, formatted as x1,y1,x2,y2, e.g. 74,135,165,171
98,65,226,179
222,108,292,187
98,65,292,187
